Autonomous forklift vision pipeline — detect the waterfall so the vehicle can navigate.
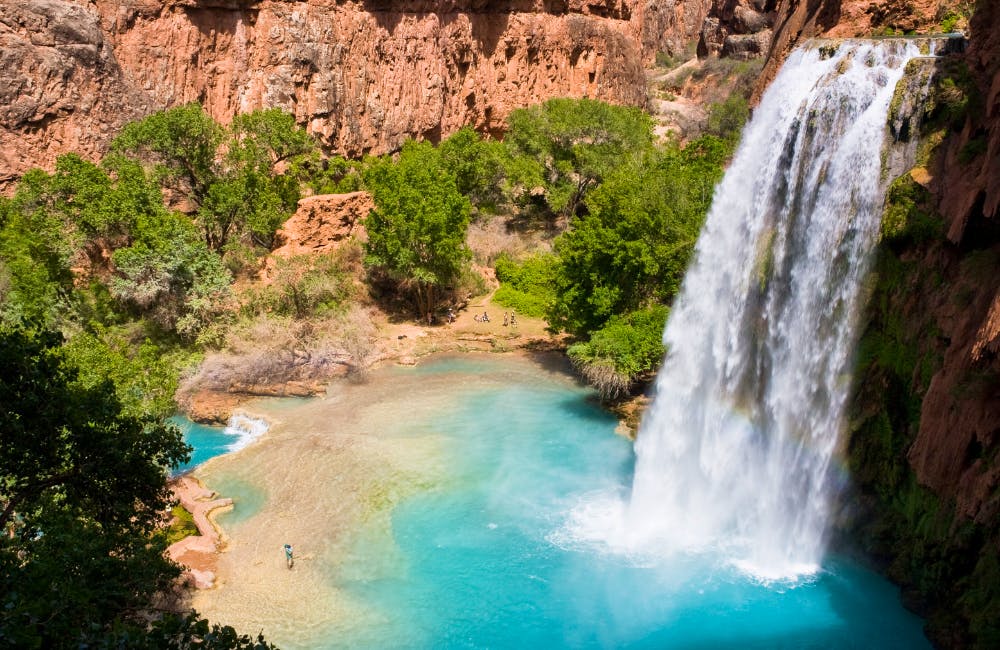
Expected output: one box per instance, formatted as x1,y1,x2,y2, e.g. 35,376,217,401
625,40,921,579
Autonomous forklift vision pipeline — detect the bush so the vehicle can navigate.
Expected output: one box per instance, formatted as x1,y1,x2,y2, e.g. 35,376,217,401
246,252,353,319
492,253,559,318
706,94,750,146
568,305,668,399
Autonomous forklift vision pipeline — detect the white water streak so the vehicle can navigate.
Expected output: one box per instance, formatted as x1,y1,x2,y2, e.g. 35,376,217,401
618,41,921,578
224,412,269,452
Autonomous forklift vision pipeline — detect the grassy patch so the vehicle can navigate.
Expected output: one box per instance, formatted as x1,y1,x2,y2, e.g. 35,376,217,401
163,505,198,546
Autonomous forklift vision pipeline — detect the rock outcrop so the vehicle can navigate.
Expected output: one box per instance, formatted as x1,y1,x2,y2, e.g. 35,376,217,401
749,0,963,99
1,0,717,186
698,0,777,59
270,191,374,259
0,0,147,185
167,475,234,590
842,3,1000,645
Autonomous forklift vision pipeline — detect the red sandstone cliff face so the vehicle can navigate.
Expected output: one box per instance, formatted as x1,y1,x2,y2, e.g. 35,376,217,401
1,0,713,185
905,0,1000,524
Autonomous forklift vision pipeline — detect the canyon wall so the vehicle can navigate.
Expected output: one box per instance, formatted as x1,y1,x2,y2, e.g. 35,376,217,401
840,2,1000,646
0,0,712,185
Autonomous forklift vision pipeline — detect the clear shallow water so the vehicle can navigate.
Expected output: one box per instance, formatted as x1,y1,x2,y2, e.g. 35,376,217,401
191,356,928,649
171,414,269,473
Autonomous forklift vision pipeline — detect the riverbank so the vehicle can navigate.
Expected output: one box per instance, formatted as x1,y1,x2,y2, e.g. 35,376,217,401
181,291,568,426
166,476,233,590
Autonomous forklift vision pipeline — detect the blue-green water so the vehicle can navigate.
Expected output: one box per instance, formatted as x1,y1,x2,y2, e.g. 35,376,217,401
191,356,929,649
170,417,234,472
171,414,269,473
170,417,268,524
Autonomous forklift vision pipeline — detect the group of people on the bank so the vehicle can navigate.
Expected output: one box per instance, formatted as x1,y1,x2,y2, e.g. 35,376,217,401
472,310,515,326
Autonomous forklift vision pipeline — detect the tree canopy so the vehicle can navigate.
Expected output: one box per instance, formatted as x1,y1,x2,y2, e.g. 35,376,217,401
548,136,727,335
112,104,315,251
0,326,187,643
362,140,471,318
504,98,655,219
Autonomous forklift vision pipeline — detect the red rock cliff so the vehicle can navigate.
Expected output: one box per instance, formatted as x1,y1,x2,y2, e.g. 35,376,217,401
0,0,712,184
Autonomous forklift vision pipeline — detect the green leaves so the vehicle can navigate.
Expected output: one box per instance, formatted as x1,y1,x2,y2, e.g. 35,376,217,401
567,305,669,399
362,140,471,316
112,102,224,203
0,325,275,646
548,137,725,335
492,253,559,317
109,211,233,339
113,104,316,251
505,98,655,219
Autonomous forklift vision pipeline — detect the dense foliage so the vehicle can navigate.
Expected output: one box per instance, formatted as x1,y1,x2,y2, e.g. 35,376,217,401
492,253,558,318
362,140,472,318
112,104,314,251
567,305,669,399
505,98,655,220
549,136,727,336
0,326,186,644
0,327,279,648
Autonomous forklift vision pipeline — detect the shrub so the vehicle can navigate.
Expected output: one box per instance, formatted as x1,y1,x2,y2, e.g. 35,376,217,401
706,94,750,146
246,252,353,319
568,305,668,399
492,253,559,318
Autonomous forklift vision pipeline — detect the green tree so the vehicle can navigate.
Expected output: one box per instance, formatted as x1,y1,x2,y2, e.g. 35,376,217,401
438,127,510,213
0,154,178,329
706,93,750,147
504,98,655,219
0,174,75,326
0,326,186,641
0,325,273,647
362,140,471,318
549,137,726,334
113,104,315,251
0,326,187,536
109,211,232,340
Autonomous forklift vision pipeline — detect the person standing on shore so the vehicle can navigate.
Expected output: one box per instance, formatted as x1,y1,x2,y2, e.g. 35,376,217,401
284,543,294,569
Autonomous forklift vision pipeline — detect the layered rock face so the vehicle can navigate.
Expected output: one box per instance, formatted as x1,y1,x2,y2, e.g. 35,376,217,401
1,0,714,185
0,0,147,185
698,0,777,60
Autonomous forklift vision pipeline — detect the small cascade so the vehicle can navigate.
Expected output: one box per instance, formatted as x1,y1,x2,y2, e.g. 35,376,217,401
224,412,269,452
624,40,925,579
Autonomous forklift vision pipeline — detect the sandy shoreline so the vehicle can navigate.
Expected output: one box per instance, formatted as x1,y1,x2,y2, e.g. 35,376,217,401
167,475,233,589
167,346,594,646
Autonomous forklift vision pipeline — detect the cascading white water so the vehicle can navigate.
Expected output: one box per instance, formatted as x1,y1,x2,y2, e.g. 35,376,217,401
625,40,921,579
